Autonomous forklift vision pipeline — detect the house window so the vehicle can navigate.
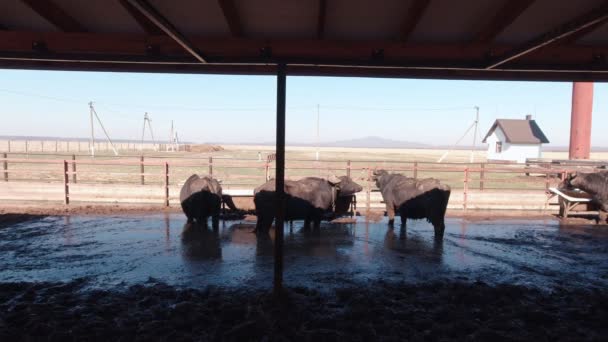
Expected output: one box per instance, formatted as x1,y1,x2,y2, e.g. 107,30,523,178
496,142,503,153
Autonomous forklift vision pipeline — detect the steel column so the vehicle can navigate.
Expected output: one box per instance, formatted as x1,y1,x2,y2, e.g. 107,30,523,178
569,82,593,159
274,64,286,295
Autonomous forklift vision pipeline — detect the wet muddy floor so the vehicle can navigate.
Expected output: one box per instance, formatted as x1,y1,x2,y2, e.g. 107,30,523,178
1,214,607,340
1,214,606,291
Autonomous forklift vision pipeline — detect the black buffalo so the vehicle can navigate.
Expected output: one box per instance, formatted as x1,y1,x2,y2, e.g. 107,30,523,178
563,171,608,222
180,174,237,228
254,176,363,232
373,170,450,239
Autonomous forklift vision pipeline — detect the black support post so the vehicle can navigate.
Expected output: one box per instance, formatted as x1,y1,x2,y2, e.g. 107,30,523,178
274,63,287,296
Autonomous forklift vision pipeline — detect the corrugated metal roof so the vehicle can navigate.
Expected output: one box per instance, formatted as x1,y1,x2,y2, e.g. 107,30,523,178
0,0,607,79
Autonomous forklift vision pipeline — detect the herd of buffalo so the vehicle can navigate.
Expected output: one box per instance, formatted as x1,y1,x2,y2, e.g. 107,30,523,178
180,169,608,240
180,170,452,240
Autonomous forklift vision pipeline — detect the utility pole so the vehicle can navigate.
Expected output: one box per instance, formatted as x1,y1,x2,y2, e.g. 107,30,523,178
141,113,157,152
169,120,175,152
89,101,95,157
316,104,320,161
88,102,119,156
470,106,479,163
438,106,480,163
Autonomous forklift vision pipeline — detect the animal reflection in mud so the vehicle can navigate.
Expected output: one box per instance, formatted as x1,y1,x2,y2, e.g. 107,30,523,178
383,227,443,263
181,223,221,260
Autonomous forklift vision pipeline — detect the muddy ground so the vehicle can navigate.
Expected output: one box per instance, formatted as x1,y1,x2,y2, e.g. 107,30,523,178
0,212,607,340
1,279,606,341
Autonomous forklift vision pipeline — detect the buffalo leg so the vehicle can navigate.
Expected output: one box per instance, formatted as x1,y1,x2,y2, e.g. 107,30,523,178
313,218,321,231
211,214,220,230
433,219,446,240
255,215,273,233
599,211,607,224
386,202,395,227
303,218,311,230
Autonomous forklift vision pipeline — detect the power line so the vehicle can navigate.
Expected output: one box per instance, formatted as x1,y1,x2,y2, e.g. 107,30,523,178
0,88,478,112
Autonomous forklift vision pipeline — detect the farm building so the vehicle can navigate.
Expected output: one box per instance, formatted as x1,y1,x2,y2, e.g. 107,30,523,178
482,115,549,163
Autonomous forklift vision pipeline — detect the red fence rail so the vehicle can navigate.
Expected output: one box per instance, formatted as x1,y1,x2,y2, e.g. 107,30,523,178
0,153,604,209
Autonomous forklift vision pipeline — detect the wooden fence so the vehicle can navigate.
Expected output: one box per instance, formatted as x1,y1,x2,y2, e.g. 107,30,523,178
2,152,599,211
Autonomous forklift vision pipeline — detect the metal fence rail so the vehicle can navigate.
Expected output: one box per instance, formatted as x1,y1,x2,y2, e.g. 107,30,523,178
1,153,603,210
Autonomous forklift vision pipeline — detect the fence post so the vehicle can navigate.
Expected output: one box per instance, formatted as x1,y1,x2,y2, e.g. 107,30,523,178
55,140,58,152
25,140,28,153
480,163,485,190
7,140,10,152
346,160,351,178
463,168,468,212
366,168,371,215
413,162,418,179
63,160,70,205
209,157,213,176
164,162,170,207
140,156,145,185
3,153,7,182
41,141,44,152
265,161,270,181
71,154,77,184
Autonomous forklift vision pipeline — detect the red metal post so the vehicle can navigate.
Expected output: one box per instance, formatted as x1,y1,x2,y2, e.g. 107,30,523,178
569,82,593,159
463,168,468,212
346,160,351,178
63,160,69,205
480,163,485,190
366,168,371,214
71,154,77,184
3,153,7,182
164,162,169,207
140,156,145,185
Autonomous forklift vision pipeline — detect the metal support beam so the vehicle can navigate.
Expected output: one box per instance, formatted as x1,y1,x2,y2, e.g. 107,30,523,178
21,0,86,32
487,3,608,69
316,0,327,39
472,0,535,44
399,0,430,41
126,0,207,63
559,19,608,45
274,63,286,296
569,82,593,159
218,0,244,37
118,0,164,35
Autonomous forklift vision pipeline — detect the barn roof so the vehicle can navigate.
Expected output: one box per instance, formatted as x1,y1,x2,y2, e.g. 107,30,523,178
1,0,608,80
482,118,550,144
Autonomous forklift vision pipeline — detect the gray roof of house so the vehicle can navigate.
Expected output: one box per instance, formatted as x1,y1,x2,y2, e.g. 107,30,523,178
482,119,549,144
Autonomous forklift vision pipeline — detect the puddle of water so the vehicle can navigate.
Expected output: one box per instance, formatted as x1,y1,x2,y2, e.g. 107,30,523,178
0,214,606,291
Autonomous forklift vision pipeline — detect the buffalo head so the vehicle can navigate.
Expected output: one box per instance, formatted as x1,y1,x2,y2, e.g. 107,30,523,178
328,175,363,197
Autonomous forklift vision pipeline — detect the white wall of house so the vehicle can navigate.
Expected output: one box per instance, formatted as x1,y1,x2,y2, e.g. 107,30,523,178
485,127,542,163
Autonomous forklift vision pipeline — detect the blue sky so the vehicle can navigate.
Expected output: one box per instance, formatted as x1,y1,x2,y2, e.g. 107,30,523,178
0,69,605,146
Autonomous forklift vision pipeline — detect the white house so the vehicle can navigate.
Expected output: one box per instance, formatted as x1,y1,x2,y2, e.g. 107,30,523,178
482,115,549,163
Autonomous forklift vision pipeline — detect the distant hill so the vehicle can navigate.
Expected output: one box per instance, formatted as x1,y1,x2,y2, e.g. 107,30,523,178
321,136,431,148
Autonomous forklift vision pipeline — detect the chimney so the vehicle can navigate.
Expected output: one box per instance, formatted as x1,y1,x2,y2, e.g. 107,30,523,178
525,114,532,121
